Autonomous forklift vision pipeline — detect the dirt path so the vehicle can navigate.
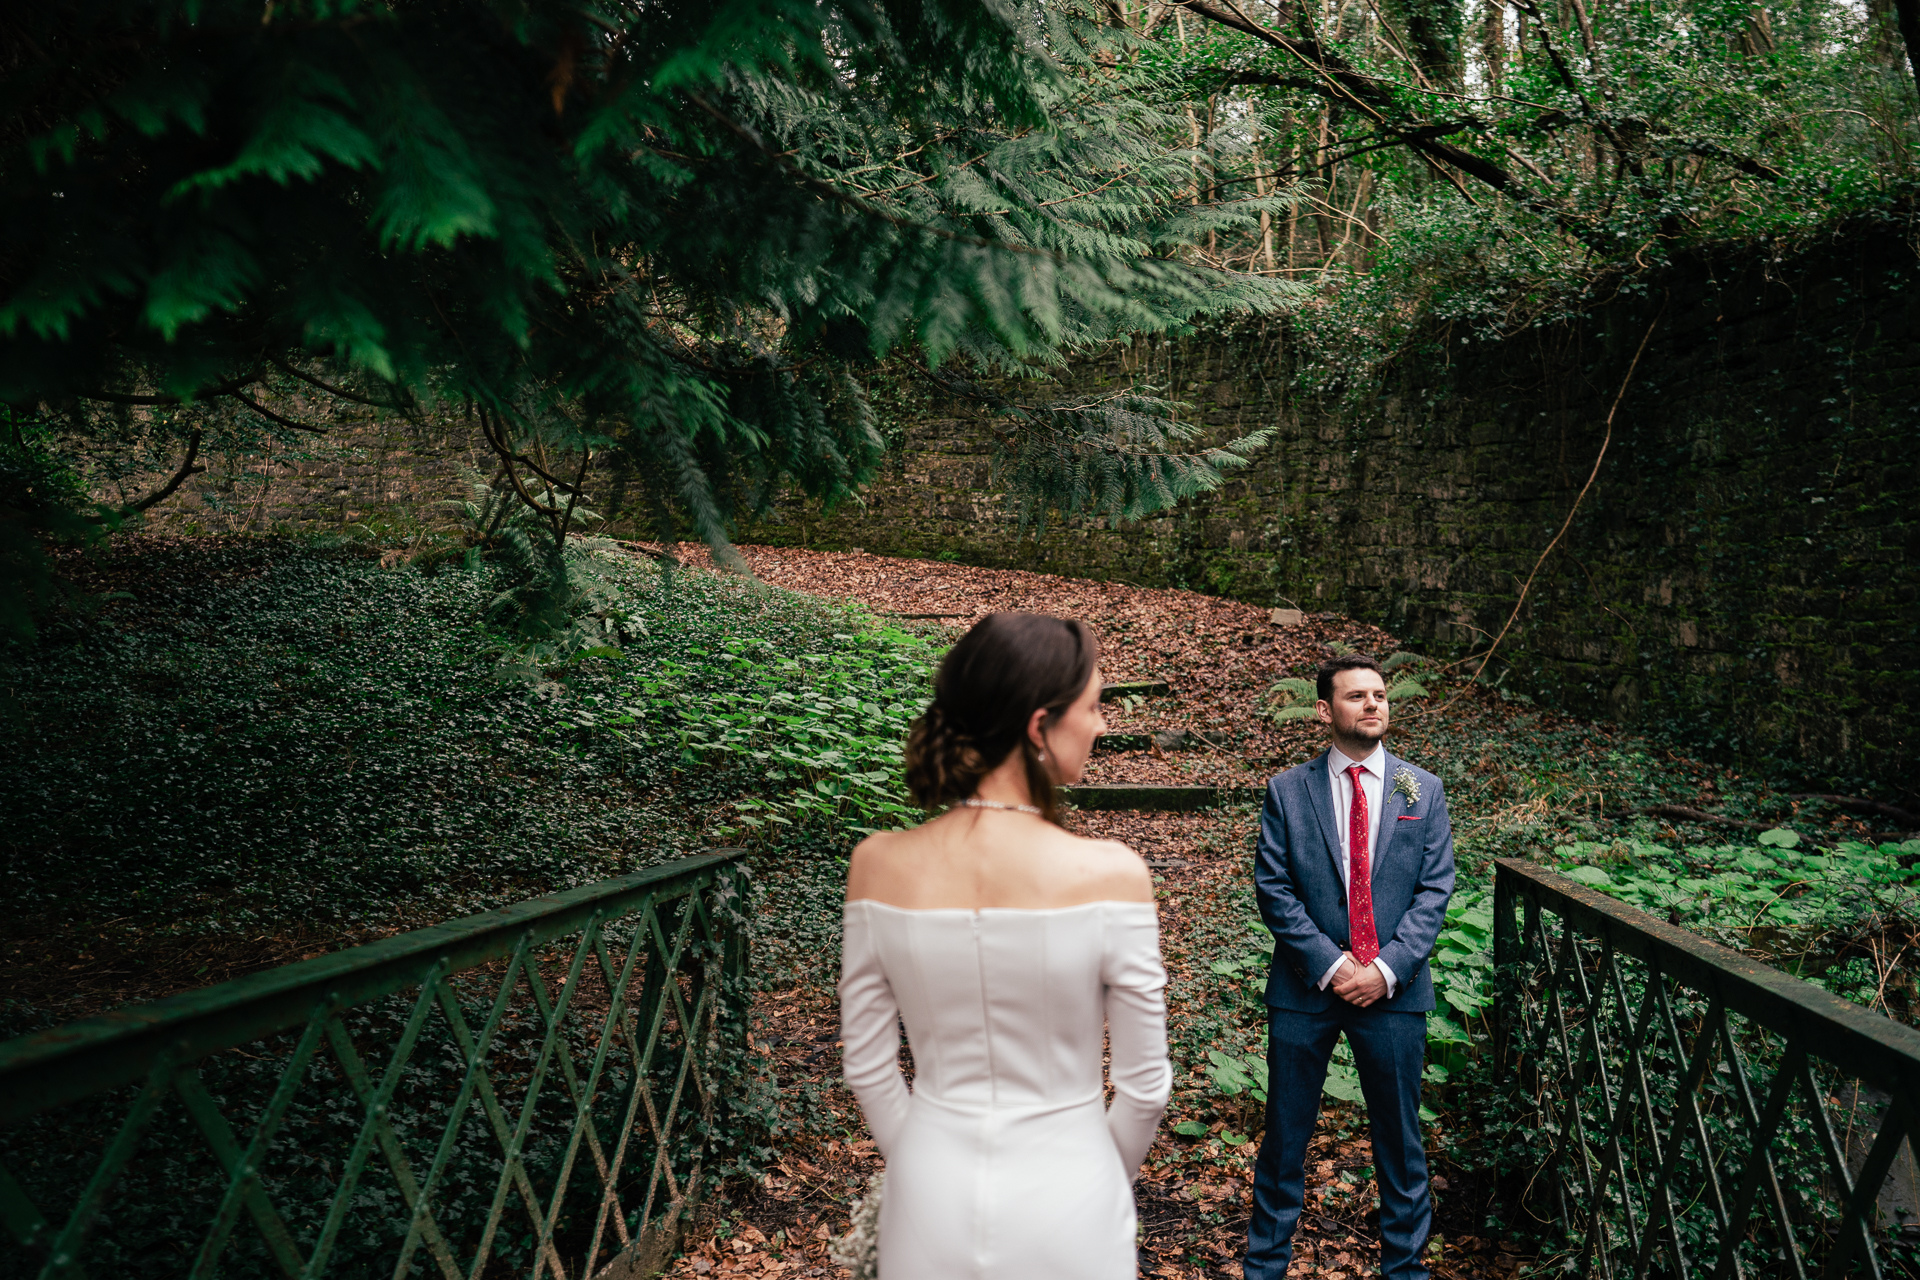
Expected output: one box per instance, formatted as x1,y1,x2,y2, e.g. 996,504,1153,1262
675,544,1401,789
664,547,1514,1280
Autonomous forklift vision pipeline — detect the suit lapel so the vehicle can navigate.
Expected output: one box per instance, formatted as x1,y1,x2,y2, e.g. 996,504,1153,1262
1302,752,1345,883
1376,750,1409,864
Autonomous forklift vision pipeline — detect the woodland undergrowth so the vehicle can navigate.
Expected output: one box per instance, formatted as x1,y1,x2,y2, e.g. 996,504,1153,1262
0,534,935,1030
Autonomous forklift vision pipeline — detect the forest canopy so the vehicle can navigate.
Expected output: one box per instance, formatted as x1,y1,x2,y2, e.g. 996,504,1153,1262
1134,0,1920,387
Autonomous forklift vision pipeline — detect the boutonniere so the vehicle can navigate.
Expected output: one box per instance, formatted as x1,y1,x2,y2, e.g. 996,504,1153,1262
1391,766,1422,806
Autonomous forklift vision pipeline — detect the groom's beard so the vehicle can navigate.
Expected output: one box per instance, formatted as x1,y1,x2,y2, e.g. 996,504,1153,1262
1331,717,1388,753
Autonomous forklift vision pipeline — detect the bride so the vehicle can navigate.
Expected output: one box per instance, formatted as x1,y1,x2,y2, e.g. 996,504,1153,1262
840,612,1172,1278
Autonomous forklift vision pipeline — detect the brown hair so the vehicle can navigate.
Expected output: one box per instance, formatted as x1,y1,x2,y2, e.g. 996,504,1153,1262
1316,652,1383,703
903,612,1100,826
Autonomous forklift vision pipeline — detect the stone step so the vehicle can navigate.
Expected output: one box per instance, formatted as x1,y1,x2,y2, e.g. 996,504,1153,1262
1061,784,1263,811
1100,680,1172,702
1092,729,1242,753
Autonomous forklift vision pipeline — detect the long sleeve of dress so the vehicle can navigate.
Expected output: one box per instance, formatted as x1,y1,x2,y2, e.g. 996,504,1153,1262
1101,904,1172,1180
838,901,912,1156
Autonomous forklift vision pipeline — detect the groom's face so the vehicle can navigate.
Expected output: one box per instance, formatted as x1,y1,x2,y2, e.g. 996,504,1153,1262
1317,668,1390,746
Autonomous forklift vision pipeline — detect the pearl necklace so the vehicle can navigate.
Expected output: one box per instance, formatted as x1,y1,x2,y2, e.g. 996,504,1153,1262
961,798,1043,816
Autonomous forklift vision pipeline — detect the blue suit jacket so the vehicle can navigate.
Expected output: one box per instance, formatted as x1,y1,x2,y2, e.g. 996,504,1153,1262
1255,749,1456,1013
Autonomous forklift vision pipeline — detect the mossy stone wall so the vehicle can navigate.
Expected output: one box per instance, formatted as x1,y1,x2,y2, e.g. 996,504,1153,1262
741,229,1920,777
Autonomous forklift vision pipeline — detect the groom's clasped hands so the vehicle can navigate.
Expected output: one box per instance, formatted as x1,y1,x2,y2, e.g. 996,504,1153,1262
1327,952,1389,1007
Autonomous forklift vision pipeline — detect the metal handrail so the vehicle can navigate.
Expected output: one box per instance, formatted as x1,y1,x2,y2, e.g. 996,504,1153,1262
0,849,751,1280
1494,857,1920,1279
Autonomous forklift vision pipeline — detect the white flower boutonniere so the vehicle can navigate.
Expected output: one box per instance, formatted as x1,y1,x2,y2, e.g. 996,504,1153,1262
1391,766,1422,807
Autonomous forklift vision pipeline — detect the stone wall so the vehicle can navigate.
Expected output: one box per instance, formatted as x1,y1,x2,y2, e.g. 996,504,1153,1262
739,227,1920,777
103,407,489,537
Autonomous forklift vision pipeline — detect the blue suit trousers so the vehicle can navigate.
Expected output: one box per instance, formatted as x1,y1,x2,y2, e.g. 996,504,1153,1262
1245,1004,1431,1280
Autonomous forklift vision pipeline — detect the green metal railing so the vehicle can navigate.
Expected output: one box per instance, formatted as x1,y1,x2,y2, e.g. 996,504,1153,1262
1493,857,1920,1279
0,849,751,1280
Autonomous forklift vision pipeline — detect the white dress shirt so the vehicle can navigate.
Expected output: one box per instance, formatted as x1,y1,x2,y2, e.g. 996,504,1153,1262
1318,743,1398,997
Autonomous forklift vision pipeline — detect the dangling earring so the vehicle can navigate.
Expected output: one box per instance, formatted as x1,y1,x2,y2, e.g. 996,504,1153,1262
1037,750,1047,762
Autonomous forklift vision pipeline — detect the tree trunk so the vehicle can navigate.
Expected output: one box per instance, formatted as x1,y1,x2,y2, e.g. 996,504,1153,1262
1482,0,1506,92
1286,119,1300,272
1332,168,1374,267
1314,108,1336,259
1252,121,1277,272
1885,0,1920,108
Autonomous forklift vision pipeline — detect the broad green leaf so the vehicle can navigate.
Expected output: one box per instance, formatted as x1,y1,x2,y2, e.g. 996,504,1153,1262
1323,1061,1366,1105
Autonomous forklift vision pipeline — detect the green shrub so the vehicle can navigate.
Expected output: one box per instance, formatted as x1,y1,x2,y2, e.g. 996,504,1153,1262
0,543,930,942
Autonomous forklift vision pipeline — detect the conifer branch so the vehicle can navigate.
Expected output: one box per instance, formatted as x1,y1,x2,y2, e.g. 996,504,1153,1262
685,93,1072,262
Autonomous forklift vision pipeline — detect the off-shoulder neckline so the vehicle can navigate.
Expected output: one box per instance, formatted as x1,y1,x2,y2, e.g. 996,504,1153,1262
846,899,1155,914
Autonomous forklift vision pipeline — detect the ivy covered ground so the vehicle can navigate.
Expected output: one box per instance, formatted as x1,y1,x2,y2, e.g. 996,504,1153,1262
4,537,1914,1280
0,535,932,1026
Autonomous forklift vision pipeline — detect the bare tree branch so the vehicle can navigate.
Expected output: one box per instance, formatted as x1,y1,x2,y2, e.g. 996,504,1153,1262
268,357,414,411
118,429,205,514
81,375,259,405
555,448,594,541
477,407,567,517
1174,0,1552,210
473,405,590,496
230,391,331,435
1423,304,1665,717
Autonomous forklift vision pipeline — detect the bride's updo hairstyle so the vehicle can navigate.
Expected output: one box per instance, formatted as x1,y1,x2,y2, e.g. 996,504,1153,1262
904,611,1100,826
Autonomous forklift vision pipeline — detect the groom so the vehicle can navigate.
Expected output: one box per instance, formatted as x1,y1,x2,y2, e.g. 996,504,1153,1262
1245,652,1456,1280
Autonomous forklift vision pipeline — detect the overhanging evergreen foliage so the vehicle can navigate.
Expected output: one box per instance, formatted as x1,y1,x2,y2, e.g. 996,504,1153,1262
0,0,1304,560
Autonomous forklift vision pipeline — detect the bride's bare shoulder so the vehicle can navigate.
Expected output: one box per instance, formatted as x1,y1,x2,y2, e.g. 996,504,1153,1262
845,827,910,900
1056,830,1154,903
850,827,909,858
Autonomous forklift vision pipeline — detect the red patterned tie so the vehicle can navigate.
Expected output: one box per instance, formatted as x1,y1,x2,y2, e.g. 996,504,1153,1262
1346,764,1380,966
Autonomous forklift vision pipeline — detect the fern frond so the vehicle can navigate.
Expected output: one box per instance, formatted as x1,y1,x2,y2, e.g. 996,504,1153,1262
1266,676,1319,722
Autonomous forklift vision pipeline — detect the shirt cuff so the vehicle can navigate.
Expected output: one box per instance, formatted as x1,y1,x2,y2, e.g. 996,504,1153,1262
1376,958,1397,998
1316,956,1348,990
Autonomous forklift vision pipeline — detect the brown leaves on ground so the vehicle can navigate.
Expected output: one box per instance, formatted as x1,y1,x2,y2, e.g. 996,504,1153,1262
663,977,882,1279
677,544,1401,788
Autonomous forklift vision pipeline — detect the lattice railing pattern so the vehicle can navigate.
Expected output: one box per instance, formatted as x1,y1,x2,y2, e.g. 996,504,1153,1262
1493,858,1920,1280
0,850,750,1280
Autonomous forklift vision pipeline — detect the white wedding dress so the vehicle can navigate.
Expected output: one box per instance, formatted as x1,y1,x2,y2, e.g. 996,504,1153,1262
839,900,1172,1279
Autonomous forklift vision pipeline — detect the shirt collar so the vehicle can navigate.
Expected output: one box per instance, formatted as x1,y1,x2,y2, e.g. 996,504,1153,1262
1329,742,1386,778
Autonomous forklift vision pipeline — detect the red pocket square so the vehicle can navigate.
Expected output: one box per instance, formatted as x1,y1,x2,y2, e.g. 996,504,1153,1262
1397,814,1422,821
